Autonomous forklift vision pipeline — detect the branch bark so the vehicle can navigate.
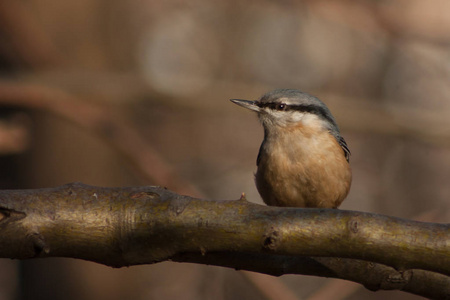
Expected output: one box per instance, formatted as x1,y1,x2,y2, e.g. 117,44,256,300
0,183,449,299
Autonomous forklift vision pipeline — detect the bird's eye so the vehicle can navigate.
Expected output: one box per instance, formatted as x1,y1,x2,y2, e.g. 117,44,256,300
276,103,286,110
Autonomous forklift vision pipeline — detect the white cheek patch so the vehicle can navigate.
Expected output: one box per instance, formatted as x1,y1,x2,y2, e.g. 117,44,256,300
288,111,309,123
284,112,326,129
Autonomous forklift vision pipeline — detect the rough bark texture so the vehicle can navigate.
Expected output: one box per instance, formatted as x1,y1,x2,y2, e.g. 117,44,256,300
0,183,448,299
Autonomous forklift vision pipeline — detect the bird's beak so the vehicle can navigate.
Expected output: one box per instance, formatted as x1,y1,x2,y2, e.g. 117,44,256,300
230,99,260,112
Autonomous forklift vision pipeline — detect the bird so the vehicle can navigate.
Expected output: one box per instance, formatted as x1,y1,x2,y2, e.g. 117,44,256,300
230,89,351,208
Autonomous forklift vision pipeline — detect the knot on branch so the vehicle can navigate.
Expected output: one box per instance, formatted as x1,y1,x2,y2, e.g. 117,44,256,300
347,217,360,234
26,232,50,257
262,227,280,251
380,270,413,290
168,197,190,216
0,208,26,224
64,182,89,195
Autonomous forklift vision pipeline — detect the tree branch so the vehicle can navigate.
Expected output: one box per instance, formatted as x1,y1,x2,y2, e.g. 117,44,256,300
0,183,448,299
173,253,450,299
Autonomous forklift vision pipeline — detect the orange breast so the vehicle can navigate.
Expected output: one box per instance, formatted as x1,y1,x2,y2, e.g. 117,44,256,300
255,125,351,208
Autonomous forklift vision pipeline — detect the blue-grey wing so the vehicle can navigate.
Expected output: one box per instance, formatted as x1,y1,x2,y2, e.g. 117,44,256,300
338,136,351,162
256,142,263,166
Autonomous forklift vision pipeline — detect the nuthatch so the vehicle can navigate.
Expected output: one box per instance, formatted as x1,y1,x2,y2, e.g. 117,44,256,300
231,89,351,208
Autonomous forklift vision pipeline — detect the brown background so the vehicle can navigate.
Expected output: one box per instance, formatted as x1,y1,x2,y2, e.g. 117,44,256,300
0,1,449,299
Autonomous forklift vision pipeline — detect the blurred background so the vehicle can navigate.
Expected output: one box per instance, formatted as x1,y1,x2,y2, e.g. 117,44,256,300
0,0,449,299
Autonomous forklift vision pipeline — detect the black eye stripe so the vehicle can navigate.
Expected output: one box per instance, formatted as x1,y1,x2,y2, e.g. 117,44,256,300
257,102,324,113
257,102,287,110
